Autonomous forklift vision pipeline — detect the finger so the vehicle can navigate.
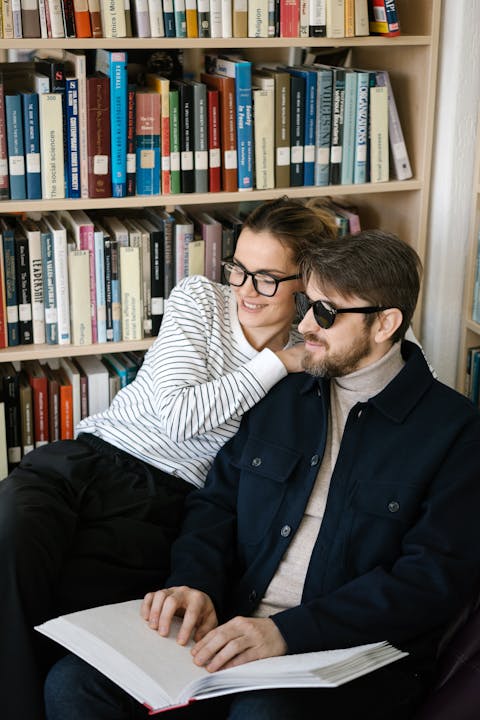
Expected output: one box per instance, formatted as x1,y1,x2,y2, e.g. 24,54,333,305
202,635,250,672
140,592,154,620
157,592,184,636
192,626,246,669
193,610,218,642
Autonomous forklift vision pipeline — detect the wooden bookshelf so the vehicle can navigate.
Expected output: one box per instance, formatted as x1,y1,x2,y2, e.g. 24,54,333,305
0,0,441,364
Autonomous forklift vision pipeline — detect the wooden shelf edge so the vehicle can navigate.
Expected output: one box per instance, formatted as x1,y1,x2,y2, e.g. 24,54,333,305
0,180,423,213
0,35,433,50
466,319,480,335
1,338,155,363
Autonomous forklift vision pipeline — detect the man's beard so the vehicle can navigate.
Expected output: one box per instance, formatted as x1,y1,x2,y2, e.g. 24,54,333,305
302,330,373,379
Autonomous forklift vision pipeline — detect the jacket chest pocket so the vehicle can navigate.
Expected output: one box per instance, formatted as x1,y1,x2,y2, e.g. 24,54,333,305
236,436,302,544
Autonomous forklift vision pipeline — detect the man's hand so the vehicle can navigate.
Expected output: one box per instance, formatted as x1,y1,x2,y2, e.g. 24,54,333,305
191,616,287,672
141,586,218,645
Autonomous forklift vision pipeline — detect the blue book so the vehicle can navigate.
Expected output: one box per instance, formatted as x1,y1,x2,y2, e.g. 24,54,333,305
38,220,58,345
214,56,253,191
135,90,161,196
287,67,317,186
163,0,176,35
5,93,26,201
173,0,187,37
20,92,41,200
102,353,129,388
312,65,332,186
0,219,19,346
65,78,81,199
95,50,128,198
353,70,370,184
340,70,358,185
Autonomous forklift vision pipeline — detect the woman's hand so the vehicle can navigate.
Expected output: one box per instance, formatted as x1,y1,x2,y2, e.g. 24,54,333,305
275,343,306,373
141,586,218,645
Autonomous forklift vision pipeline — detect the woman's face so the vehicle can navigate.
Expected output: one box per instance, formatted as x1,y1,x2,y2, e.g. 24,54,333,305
230,228,302,338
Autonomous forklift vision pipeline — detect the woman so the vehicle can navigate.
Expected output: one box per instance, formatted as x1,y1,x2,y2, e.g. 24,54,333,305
0,197,337,720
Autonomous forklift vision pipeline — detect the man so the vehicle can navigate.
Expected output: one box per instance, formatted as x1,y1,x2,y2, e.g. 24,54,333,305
45,230,480,720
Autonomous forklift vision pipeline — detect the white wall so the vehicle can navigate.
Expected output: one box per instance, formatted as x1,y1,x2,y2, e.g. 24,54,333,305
422,0,480,386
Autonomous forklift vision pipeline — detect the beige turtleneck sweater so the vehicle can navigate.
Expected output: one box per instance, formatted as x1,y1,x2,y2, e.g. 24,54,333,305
253,343,405,618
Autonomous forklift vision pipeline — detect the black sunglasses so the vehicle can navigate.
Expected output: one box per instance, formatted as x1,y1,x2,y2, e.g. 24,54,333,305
294,292,389,329
222,260,300,297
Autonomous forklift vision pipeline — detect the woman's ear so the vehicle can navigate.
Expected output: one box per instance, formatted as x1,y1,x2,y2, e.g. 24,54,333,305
374,308,403,344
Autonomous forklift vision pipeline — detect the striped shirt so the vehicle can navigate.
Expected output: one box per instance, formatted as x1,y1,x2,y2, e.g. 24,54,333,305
77,275,296,489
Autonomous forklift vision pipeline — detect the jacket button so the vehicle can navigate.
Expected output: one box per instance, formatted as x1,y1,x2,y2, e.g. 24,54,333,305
310,454,319,466
357,409,363,418
248,590,257,603
388,501,400,513
280,525,291,538
251,457,262,467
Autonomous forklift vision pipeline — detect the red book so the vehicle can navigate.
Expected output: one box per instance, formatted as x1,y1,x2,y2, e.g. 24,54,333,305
280,0,299,37
23,360,49,446
0,75,10,199
369,0,401,36
207,88,221,192
55,368,74,440
201,73,237,192
86,74,112,198
73,0,92,36
44,364,60,443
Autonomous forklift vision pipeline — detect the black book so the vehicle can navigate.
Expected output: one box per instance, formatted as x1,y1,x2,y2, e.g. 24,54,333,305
138,217,164,336
14,229,33,344
0,362,21,470
289,73,305,187
213,208,243,261
172,80,195,193
329,67,346,186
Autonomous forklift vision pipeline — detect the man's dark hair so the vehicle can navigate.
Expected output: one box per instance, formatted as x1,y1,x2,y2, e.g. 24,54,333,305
299,229,423,343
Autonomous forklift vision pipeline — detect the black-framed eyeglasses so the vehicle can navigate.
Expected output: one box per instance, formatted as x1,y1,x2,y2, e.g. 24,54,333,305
222,260,300,297
294,291,389,329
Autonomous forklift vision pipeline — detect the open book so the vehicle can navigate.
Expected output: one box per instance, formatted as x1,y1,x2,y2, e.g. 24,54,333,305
36,599,408,715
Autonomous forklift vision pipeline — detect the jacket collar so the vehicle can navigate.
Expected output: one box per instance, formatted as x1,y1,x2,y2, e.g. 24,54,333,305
299,341,434,424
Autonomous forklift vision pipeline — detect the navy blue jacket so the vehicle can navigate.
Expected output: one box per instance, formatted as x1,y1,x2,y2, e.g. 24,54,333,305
167,342,480,661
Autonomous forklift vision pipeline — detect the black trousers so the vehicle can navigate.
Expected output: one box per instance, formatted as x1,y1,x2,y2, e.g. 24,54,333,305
0,434,192,720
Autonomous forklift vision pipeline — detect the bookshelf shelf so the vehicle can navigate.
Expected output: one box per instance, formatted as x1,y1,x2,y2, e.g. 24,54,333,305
0,338,154,363
0,36,433,51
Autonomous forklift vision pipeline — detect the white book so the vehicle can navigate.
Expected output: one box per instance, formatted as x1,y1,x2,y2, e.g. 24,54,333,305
187,239,204,276
375,70,413,181
74,356,109,416
354,0,368,35
48,0,65,36
39,93,65,200
100,0,127,35
93,225,107,344
147,0,165,36
37,0,48,36
18,219,46,345
11,0,22,36
36,600,408,715
221,0,232,36
209,0,222,37
247,0,268,36
68,250,92,346
123,217,151,336
299,0,309,37
370,85,389,183
60,357,81,430
172,208,194,284
119,246,143,341
252,87,274,189
31,71,50,94
325,0,344,38
44,215,71,345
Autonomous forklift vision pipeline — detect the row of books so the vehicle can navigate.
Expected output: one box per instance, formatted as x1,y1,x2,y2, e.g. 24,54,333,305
0,0,399,40
0,350,145,476
0,199,362,349
464,345,480,407
0,49,411,201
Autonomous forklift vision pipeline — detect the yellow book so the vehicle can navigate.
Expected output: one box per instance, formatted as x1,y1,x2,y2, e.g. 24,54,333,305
185,0,198,36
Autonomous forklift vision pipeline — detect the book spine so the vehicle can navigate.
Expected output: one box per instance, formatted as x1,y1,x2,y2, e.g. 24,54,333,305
299,0,308,37
63,0,77,35
37,0,48,35
120,245,143,341
110,53,128,197
353,70,369,184
247,0,268,37
344,0,353,36
326,0,344,37
11,0,23,35
173,0,186,35
2,0,15,38
252,87,274,190
52,229,71,344
103,238,113,341
375,70,412,181
169,88,181,194
369,0,399,36
15,234,33,344
59,379,73,439
19,375,34,455
150,228,164,334
5,93,27,201
132,0,150,35
163,216,174,299
20,0,41,37
147,0,165,35
25,227,46,344
329,67,345,185
66,78,81,199
207,88,221,192
29,374,49,445
185,0,197,36
0,81,9,199
48,0,65,36
193,82,208,192
196,0,209,36
308,0,325,35
354,0,368,35
87,0,102,35
110,239,121,342
21,92,42,200
39,93,65,199
78,223,97,343
235,63,253,190
279,0,298,36
126,85,136,195
135,91,161,195
232,0,246,37
369,84,389,183
94,229,107,343
303,71,316,185
162,0,175,34
177,82,194,193
68,249,92,344
73,0,92,35
289,74,305,187
2,371,21,468
208,0,221,36
47,369,60,442
0,239,7,349
340,70,357,185
160,78,171,194
274,72,290,188
86,75,112,198
2,228,19,346
100,0,126,35
314,67,332,186
40,229,58,344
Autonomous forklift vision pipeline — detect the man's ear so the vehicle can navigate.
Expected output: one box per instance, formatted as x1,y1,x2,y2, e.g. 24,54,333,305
374,308,403,343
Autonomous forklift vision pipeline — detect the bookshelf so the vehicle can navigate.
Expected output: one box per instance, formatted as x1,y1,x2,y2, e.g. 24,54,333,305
457,107,480,392
0,0,441,369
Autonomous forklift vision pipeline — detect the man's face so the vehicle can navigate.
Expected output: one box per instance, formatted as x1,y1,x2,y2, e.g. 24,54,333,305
297,279,381,379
